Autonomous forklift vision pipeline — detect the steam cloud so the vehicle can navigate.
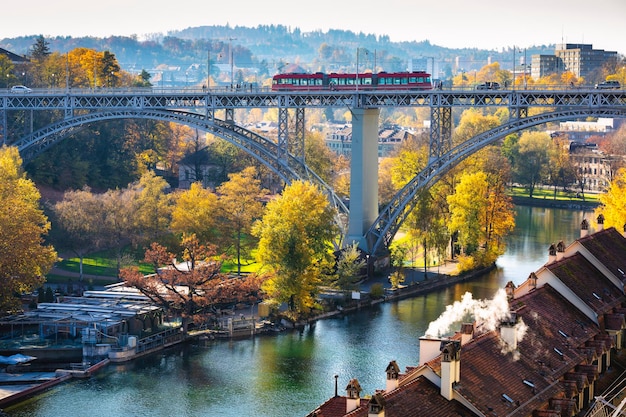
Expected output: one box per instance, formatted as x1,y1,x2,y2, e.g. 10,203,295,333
424,289,512,338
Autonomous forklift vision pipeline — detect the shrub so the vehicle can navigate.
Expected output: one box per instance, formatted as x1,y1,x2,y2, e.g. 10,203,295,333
369,283,384,299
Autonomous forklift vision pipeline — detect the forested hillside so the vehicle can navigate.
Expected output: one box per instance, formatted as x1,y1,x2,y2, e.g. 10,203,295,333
1,24,555,77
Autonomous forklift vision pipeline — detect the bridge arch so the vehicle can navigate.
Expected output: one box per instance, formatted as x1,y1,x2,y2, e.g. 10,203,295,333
16,108,349,233
365,107,626,255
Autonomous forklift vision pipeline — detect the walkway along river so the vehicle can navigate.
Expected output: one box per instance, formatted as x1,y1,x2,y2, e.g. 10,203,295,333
5,206,595,417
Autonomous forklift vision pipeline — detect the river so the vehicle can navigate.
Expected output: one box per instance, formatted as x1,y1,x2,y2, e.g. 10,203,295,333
6,206,595,417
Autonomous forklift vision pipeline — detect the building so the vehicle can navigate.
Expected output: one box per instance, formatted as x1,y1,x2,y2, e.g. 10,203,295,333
307,220,626,417
531,44,618,80
555,44,618,79
177,146,223,189
551,118,624,192
0,47,29,64
325,125,417,159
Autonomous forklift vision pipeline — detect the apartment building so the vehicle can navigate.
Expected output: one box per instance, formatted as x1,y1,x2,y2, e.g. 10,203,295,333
531,44,618,80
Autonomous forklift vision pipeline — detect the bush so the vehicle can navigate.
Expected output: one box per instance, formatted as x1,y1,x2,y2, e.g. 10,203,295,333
369,283,384,299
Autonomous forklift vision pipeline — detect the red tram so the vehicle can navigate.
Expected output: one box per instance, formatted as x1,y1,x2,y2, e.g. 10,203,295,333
271,71,432,91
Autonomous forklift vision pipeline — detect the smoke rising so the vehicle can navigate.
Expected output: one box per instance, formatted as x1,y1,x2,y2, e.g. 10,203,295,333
424,289,512,338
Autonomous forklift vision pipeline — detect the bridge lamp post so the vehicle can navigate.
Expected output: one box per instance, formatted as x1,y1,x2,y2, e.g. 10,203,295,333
229,37,237,90
207,51,210,89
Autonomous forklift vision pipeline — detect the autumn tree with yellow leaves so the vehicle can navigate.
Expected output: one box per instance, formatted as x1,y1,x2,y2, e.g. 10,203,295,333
252,181,338,321
0,146,57,312
595,168,626,232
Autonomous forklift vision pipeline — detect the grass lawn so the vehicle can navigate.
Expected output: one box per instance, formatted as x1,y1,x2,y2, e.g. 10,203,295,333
508,186,600,203
53,249,154,277
52,248,263,279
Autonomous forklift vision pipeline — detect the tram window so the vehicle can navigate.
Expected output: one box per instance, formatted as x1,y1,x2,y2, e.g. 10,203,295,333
394,78,401,85
409,77,417,83
363,78,372,85
401,78,408,84
301,79,308,86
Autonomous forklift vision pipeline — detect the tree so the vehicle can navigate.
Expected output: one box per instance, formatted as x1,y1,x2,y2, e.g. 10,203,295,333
447,170,514,269
171,182,220,244
53,187,101,283
388,244,407,289
132,171,172,244
0,55,15,88
29,35,51,61
512,131,551,197
216,167,267,275
98,188,137,272
304,131,336,185
0,146,57,312
595,167,626,231
120,234,263,334
334,243,366,291
252,181,338,321
546,134,577,197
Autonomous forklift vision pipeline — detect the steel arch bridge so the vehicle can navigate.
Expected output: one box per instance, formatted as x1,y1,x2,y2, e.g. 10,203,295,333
11,107,349,231
365,106,626,255
2,87,626,255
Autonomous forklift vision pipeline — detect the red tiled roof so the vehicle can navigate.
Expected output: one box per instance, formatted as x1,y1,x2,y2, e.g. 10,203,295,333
546,252,623,315
344,376,470,417
307,228,626,417
577,227,626,284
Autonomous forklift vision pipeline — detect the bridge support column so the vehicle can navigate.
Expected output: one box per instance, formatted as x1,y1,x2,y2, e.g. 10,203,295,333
0,109,5,145
429,106,452,162
277,107,288,162
346,107,380,249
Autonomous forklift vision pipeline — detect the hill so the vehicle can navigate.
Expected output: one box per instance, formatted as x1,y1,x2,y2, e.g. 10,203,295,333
1,25,556,78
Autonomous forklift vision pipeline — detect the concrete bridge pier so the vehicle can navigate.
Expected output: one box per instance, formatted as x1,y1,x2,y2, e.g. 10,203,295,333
346,107,380,250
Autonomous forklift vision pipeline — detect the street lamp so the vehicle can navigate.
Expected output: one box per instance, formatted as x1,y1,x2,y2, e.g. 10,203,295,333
207,51,210,89
229,37,237,89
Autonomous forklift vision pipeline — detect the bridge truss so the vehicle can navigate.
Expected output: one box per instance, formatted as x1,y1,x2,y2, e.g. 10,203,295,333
2,88,626,254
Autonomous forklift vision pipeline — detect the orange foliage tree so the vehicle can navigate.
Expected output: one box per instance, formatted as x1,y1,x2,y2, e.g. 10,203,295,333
120,234,264,333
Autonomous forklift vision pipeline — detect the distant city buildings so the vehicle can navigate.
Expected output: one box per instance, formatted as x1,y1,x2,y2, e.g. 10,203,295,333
325,124,420,159
531,43,618,80
550,118,625,192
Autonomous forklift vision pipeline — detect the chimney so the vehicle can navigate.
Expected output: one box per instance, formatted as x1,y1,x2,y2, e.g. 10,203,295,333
419,337,446,366
505,281,516,300
580,218,589,238
556,240,566,261
459,322,475,346
548,243,557,264
500,312,518,350
597,214,605,231
385,361,400,392
440,341,461,401
345,379,362,413
528,272,538,291
368,392,386,416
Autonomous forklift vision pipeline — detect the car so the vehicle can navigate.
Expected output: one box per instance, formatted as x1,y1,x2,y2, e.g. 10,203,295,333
10,85,32,93
475,82,500,90
595,80,620,89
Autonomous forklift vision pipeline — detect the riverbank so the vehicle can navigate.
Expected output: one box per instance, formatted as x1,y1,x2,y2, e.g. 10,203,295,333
511,195,599,210
0,360,109,409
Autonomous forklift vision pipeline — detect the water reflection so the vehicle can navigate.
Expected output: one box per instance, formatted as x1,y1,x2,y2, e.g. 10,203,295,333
6,206,595,417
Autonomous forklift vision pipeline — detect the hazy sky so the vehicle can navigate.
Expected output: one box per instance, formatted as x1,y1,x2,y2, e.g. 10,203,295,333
2,0,625,54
